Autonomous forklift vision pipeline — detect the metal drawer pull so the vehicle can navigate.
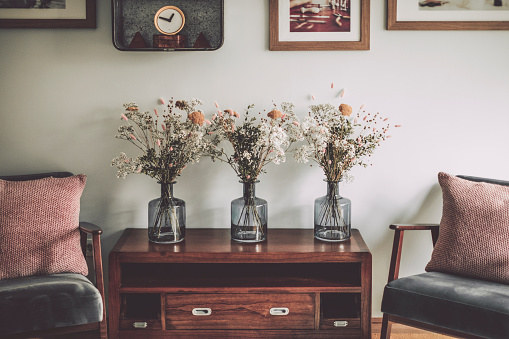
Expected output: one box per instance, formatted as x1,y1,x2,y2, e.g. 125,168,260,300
192,307,212,316
270,307,289,316
334,320,348,327
133,322,148,328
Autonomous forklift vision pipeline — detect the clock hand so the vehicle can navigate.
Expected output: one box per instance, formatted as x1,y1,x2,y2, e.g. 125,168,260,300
158,13,175,23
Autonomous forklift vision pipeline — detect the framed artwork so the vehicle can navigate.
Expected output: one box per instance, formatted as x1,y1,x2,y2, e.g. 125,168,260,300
269,0,370,51
387,0,509,30
0,0,96,28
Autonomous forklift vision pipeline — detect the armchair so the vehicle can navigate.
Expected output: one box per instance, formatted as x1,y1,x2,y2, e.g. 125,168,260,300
381,174,509,339
0,172,107,339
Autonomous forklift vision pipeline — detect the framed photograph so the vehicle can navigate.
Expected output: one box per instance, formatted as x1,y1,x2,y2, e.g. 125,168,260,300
387,0,509,30
0,0,96,28
269,0,370,51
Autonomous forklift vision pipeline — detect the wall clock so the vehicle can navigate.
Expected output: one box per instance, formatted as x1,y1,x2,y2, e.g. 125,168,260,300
113,0,224,51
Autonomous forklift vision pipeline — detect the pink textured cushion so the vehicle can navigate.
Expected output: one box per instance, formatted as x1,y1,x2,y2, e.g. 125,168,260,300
0,175,88,280
426,172,509,284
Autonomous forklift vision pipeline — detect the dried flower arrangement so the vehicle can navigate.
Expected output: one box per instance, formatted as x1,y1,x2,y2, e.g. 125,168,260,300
111,98,215,184
206,102,303,182
111,98,216,243
294,92,399,182
293,86,400,241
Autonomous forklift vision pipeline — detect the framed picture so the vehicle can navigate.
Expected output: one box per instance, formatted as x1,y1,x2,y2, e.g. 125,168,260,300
387,0,509,30
0,0,96,28
269,0,370,51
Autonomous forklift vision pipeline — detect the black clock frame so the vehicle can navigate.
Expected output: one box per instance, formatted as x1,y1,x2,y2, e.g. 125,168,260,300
112,0,224,51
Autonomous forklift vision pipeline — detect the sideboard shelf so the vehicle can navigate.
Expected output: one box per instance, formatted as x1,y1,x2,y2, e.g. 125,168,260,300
109,228,372,338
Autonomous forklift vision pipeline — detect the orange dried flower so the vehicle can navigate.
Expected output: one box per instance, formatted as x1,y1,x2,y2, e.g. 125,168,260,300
188,111,205,125
126,106,138,111
225,109,239,118
267,109,283,119
339,104,352,117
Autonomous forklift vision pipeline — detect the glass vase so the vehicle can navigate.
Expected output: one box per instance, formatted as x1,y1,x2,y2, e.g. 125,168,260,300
231,181,267,242
148,182,185,244
314,181,351,242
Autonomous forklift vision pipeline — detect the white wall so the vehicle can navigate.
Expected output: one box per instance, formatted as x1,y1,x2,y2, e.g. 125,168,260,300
1,0,508,317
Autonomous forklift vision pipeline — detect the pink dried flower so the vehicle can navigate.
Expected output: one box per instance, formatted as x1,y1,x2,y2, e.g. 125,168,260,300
121,114,128,121
215,101,219,108
159,98,165,105
154,108,158,116
161,124,166,131
157,139,161,146
130,134,136,140
340,89,346,98
395,124,402,127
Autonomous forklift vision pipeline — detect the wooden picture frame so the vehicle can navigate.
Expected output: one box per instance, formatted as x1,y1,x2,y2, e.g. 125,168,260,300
0,0,96,28
269,0,370,51
387,0,509,30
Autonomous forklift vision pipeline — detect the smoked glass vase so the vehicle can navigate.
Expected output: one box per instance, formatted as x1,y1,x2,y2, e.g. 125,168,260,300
148,182,185,244
231,181,267,242
314,181,351,242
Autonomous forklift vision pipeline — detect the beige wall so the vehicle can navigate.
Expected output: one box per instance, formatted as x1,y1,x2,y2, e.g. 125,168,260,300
1,0,508,316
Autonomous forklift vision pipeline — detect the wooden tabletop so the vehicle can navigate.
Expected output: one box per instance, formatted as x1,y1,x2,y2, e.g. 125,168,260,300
111,228,370,264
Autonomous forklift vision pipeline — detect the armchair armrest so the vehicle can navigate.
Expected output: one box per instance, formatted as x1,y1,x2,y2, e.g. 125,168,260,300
79,221,103,235
78,221,107,335
387,223,440,283
390,224,440,231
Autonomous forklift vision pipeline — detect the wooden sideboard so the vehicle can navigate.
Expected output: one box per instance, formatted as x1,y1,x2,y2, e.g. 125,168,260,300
108,228,372,338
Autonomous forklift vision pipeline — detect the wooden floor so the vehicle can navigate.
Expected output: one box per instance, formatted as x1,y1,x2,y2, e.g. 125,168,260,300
372,319,455,339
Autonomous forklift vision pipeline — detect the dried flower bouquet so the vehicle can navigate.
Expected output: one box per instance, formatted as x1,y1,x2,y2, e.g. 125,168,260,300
112,98,215,242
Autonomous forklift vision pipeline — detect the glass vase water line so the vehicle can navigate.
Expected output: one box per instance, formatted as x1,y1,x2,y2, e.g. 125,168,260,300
231,181,267,242
148,182,185,244
314,180,351,242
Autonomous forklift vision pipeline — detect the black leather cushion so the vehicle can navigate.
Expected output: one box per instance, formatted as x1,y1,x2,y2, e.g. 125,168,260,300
382,271,509,339
0,273,103,335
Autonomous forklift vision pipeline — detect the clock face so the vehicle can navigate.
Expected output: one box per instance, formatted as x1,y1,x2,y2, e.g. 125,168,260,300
154,6,185,35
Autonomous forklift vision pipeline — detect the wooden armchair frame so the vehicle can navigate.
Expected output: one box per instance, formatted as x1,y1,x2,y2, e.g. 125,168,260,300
381,224,484,339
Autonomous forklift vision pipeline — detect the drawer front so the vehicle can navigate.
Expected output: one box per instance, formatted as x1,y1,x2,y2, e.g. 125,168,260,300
166,293,315,330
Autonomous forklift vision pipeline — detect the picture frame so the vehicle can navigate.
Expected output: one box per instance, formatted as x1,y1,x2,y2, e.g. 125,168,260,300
269,0,370,51
0,0,96,28
387,0,509,30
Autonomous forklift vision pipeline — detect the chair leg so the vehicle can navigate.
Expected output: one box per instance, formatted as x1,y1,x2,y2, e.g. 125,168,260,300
381,313,392,339
99,317,108,339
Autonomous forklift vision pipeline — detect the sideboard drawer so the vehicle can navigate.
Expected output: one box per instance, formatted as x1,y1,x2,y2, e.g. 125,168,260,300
165,293,315,330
